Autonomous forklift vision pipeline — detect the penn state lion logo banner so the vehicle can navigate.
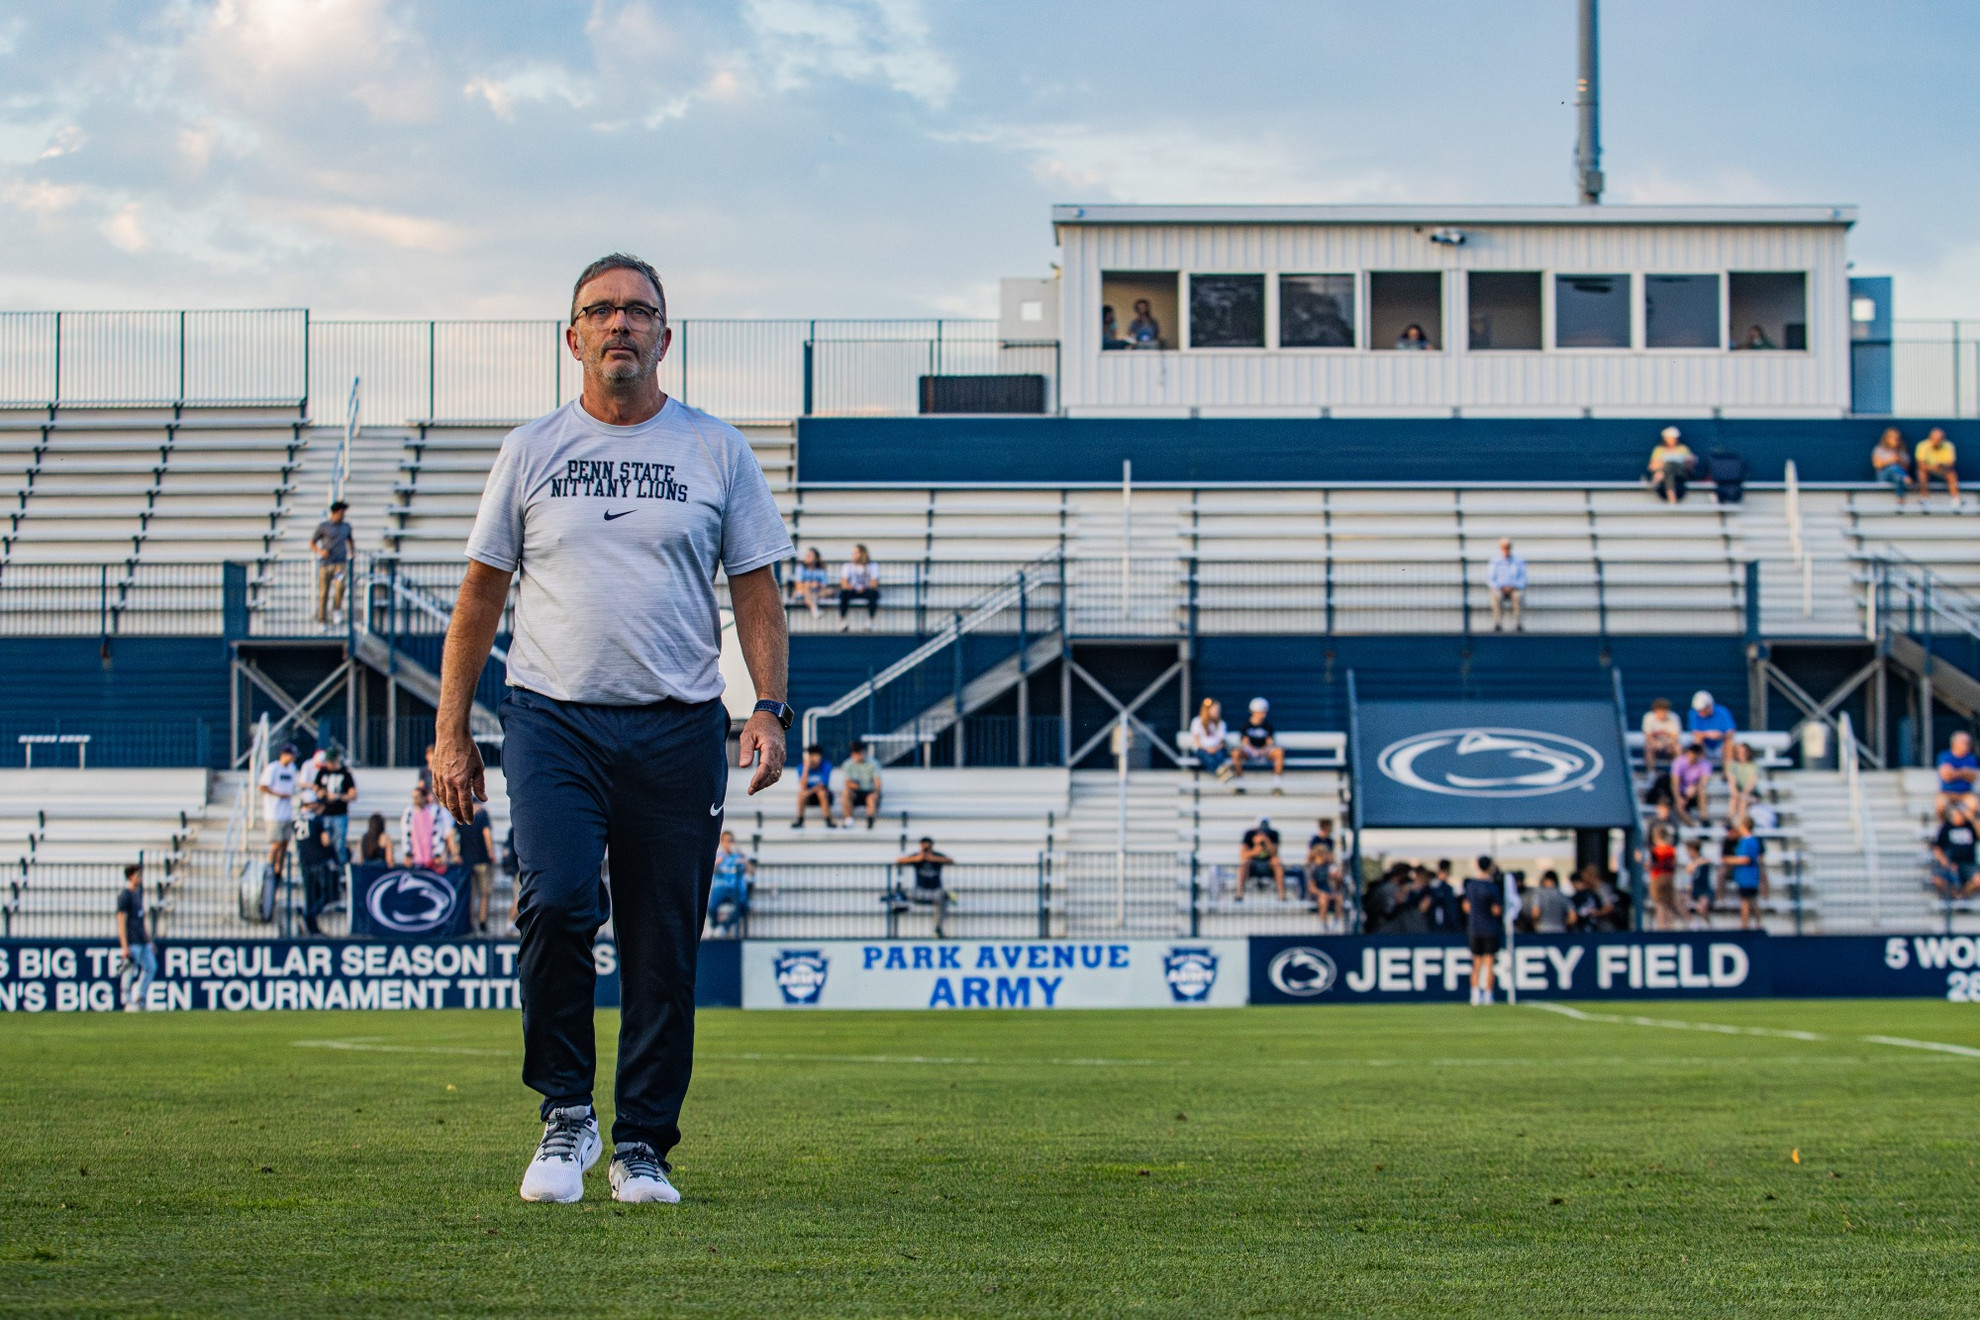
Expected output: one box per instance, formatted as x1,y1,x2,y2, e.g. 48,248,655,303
1353,700,1636,828
349,864,474,940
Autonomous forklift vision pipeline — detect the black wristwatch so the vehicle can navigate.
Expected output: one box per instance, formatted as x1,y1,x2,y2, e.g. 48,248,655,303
753,699,795,731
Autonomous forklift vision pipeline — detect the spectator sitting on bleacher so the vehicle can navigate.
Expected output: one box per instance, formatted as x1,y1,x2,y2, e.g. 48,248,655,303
894,838,954,937
1529,870,1570,934
1239,817,1285,900
839,740,882,829
401,784,455,871
1931,803,1980,901
1684,838,1715,928
1487,538,1527,633
1914,427,1961,510
1671,744,1712,827
1686,690,1736,764
1872,428,1914,502
1231,698,1285,795
1645,427,1695,504
790,547,831,616
1641,697,1683,797
1725,818,1765,929
709,831,753,936
1188,699,1230,777
1304,823,1344,926
1935,731,1980,819
792,744,835,828
838,545,880,631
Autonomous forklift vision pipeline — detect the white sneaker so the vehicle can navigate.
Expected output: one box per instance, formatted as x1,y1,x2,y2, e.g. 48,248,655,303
518,1105,601,1203
610,1142,681,1204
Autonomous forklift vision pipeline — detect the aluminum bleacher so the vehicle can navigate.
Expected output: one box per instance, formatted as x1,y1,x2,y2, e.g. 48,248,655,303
0,769,208,939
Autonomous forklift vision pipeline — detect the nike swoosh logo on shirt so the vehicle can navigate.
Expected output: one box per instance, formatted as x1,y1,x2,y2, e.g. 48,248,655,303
710,803,723,816
603,509,635,521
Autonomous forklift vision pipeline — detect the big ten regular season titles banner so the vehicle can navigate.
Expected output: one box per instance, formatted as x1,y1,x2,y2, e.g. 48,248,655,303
0,940,621,1013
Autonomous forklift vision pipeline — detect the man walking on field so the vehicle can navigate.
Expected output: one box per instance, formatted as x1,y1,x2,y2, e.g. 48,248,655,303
432,254,794,1205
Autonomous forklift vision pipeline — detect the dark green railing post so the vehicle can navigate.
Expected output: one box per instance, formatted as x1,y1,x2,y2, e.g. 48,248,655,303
1744,560,1761,642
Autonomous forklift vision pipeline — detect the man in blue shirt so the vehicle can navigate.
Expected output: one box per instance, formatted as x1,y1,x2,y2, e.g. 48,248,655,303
1487,538,1528,633
1935,731,1980,819
1687,691,1737,765
1460,854,1503,1006
1727,820,1765,930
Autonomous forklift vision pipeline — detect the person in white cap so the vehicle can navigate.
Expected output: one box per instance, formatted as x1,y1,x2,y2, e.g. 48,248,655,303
1687,690,1737,766
1231,697,1285,795
1646,426,1695,504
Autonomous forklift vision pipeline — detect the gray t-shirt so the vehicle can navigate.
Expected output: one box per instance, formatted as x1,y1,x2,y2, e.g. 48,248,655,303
1530,885,1570,934
313,519,353,562
464,397,792,705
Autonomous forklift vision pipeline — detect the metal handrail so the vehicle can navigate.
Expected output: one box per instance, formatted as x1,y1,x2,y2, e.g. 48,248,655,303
221,713,270,900
1783,459,1813,617
800,555,1060,747
1838,712,1883,926
327,376,358,510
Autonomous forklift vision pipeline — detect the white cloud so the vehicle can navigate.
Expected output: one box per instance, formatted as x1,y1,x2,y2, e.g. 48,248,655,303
37,126,85,160
101,202,152,253
742,0,956,107
464,63,591,120
3,180,82,217
958,123,1406,205
279,202,464,252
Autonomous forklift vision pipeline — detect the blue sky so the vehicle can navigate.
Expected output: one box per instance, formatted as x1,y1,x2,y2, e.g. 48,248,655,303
1,1,1976,320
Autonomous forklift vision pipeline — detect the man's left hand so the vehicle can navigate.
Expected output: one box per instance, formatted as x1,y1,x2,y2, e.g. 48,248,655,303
739,711,786,795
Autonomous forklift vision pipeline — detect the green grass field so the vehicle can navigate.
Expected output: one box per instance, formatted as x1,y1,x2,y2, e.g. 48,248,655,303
2,1001,1977,1317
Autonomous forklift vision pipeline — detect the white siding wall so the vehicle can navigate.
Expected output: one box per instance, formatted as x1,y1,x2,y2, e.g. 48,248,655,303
1059,222,1850,416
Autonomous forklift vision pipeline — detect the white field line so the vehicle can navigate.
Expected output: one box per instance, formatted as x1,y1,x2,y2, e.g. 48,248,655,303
293,1038,511,1056
1530,1002,1980,1060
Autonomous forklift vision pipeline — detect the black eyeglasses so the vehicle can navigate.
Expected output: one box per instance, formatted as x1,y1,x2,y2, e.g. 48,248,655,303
574,302,662,328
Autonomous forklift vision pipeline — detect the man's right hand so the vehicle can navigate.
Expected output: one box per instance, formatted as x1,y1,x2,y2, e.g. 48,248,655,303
431,730,486,824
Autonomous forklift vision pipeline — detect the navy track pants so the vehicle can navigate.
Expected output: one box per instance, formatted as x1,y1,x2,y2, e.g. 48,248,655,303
501,686,728,1161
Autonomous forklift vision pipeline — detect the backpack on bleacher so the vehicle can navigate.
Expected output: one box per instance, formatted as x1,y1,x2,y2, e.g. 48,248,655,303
1704,448,1747,504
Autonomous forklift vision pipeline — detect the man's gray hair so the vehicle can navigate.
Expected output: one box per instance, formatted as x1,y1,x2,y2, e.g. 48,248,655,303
570,253,667,325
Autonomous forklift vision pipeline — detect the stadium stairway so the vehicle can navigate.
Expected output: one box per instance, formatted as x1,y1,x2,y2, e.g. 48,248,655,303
1738,486,1864,636
283,424,412,559
1779,768,1953,931
0,769,208,939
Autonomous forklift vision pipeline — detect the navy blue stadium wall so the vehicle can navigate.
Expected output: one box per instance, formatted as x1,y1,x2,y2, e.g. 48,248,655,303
797,417,1978,486
0,637,231,768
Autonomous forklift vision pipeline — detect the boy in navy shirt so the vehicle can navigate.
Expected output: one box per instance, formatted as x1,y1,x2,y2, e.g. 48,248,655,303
1460,855,1503,1006
792,744,835,828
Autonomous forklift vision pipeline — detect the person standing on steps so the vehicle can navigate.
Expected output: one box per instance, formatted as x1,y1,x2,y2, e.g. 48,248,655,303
432,253,794,1207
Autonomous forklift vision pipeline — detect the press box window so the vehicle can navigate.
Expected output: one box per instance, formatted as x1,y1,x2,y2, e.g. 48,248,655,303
1370,272,1442,350
1729,272,1807,351
1554,273,1632,348
1100,271,1178,350
1278,274,1355,348
1644,275,1721,348
1189,274,1265,348
1466,272,1542,351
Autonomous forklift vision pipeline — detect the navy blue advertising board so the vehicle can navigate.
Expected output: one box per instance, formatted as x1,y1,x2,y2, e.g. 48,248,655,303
1249,933,1771,1004
349,864,473,939
1352,700,1637,829
1772,933,1980,1001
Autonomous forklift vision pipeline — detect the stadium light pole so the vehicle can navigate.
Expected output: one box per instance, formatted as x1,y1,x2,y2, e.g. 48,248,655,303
1574,0,1604,205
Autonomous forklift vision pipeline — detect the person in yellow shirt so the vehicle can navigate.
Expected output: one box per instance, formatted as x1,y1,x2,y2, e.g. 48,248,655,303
1914,427,1961,507
1645,426,1695,504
